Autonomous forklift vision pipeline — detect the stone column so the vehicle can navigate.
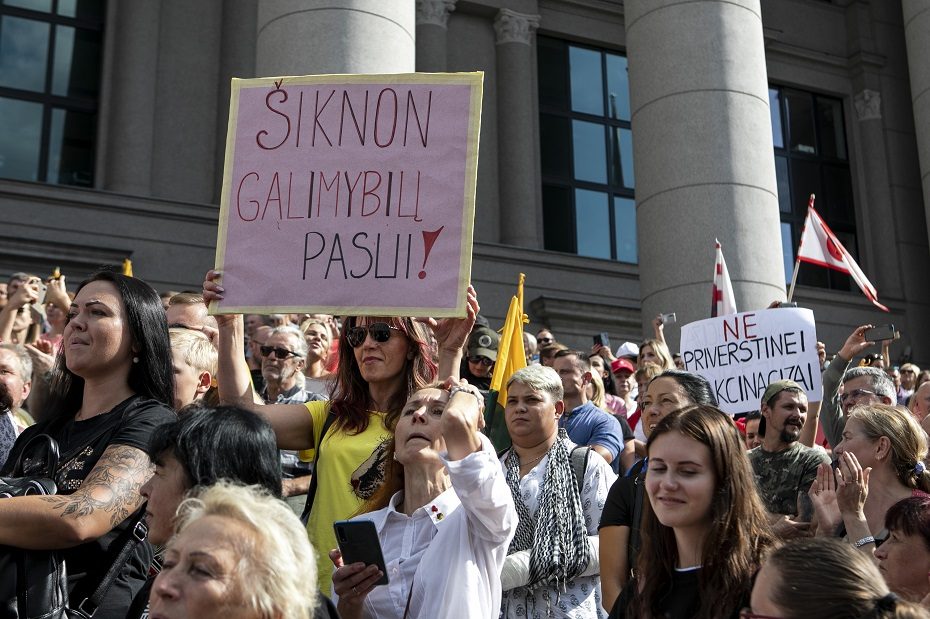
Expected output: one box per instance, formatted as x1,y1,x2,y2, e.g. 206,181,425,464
850,88,903,296
103,1,161,195
256,1,414,76
416,0,455,72
495,9,541,248
625,0,785,346
902,1,930,253
213,0,258,201
150,0,222,203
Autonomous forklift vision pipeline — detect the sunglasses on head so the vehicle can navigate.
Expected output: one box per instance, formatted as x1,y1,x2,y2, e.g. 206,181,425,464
468,356,494,366
345,322,401,348
260,345,301,360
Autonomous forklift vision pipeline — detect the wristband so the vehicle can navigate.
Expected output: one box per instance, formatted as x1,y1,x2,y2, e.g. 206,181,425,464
448,386,483,407
853,535,875,548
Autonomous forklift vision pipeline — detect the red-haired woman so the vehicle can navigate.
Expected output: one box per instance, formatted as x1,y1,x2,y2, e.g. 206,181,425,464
203,271,477,592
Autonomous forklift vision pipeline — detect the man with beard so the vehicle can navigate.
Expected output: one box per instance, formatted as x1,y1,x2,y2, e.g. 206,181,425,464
748,380,830,526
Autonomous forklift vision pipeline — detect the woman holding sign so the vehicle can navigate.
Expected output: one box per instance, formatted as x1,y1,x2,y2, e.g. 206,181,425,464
202,270,478,592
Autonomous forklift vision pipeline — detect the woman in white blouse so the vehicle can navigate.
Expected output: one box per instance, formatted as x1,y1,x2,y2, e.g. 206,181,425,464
331,379,517,619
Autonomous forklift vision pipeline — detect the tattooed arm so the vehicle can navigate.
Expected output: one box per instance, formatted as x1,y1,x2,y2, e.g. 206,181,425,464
0,443,152,549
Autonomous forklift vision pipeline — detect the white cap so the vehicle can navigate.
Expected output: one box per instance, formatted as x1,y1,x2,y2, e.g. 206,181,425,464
616,342,640,359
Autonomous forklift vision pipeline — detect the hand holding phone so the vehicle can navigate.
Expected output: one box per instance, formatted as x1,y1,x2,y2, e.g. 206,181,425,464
333,520,389,586
865,324,897,343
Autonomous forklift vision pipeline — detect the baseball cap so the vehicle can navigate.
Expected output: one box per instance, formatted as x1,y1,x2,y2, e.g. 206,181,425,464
467,326,499,361
616,342,640,359
611,358,636,374
758,379,803,437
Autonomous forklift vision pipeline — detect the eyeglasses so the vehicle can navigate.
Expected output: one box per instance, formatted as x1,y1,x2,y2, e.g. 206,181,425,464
538,337,553,344
345,322,401,348
260,345,302,359
839,388,878,405
739,609,782,619
468,356,494,366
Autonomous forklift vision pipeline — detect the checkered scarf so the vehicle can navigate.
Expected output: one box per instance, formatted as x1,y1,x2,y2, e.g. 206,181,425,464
505,429,591,590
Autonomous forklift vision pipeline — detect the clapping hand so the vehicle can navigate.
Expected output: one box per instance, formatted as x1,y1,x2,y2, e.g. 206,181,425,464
835,451,869,518
808,462,841,535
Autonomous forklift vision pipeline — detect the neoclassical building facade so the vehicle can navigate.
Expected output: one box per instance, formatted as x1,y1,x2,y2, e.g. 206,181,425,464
0,0,928,362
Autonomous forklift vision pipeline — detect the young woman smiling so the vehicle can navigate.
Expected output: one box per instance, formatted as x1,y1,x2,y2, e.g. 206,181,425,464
617,405,773,619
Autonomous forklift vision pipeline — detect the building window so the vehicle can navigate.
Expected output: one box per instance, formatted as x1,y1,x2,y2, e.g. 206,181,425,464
0,0,104,187
771,86,855,291
538,37,636,263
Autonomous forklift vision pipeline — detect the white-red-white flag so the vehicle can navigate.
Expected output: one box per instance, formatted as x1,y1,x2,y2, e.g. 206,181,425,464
797,204,889,311
711,239,737,317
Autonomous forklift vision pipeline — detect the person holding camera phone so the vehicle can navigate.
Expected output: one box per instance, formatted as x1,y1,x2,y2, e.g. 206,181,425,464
203,271,479,594
329,379,517,619
0,274,44,345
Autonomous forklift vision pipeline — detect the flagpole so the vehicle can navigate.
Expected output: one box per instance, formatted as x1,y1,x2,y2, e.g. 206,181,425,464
787,194,815,302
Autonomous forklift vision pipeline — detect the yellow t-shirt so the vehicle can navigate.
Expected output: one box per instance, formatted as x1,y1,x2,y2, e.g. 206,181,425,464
304,400,391,593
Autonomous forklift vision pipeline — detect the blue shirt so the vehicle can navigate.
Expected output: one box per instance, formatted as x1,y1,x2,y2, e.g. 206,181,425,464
558,401,624,463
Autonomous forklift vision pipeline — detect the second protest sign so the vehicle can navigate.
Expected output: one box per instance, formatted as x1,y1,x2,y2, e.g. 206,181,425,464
680,308,821,414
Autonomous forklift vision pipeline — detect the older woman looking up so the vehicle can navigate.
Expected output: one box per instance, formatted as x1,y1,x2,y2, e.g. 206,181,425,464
809,403,930,555
203,271,477,592
331,379,516,618
149,481,318,619
0,271,176,619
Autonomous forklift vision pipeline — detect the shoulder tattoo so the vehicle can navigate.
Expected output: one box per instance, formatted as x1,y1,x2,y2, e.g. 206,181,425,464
39,444,152,527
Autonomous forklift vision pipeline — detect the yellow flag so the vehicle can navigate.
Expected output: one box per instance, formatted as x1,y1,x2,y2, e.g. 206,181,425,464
489,295,527,405
122,258,133,277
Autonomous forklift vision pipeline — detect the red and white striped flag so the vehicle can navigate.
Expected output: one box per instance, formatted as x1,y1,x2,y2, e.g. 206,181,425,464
711,239,737,317
797,204,888,311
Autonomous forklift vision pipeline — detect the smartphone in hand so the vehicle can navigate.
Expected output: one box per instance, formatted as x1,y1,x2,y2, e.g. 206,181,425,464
865,324,897,342
333,520,389,586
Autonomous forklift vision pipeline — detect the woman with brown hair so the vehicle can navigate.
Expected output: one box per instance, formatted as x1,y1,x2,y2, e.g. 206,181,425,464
616,404,774,619
203,271,477,592
748,537,929,619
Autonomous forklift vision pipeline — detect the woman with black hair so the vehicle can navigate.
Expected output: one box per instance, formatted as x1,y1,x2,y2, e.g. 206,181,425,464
203,270,478,592
127,404,330,619
0,270,176,619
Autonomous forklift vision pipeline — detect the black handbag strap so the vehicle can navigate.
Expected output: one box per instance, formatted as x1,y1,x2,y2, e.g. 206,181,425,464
300,411,337,525
71,505,149,619
570,445,591,496
628,462,646,569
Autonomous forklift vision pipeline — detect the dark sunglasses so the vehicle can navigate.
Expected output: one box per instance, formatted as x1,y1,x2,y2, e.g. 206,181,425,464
345,322,401,348
260,345,301,359
468,356,494,366
538,337,553,344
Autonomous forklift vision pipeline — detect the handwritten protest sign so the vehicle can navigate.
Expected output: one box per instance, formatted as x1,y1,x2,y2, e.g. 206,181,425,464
679,308,821,414
213,72,483,317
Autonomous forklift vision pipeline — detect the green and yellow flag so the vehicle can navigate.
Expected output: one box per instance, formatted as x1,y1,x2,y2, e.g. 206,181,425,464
484,274,527,451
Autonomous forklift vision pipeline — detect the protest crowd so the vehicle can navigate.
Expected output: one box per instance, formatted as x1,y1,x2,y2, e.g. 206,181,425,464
1,266,930,619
